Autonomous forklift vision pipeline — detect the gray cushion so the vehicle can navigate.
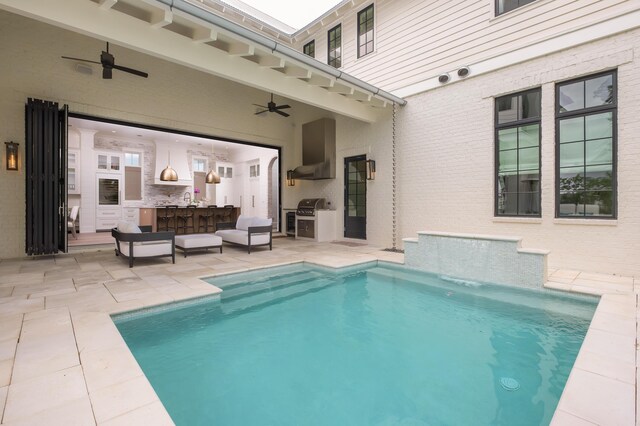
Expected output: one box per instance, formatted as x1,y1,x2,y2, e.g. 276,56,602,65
251,217,272,227
236,215,253,231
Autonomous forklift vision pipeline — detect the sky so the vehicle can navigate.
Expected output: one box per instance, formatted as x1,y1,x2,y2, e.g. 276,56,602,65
238,0,342,30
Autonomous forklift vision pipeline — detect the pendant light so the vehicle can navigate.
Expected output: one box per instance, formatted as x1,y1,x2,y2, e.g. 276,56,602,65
159,150,178,181
205,143,220,184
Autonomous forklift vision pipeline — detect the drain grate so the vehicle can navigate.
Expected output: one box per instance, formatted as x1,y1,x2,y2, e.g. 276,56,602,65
500,377,520,391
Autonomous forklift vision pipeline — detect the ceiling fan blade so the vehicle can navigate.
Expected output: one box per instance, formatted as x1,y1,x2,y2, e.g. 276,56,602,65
275,110,290,117
61,56,100,65
102,67,112,79
252,104,268,108
275,105,291,109
112,64,148,78
255,109,269,115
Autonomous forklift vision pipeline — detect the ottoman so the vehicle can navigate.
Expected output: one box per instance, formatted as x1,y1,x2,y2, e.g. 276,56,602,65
175,234,223,257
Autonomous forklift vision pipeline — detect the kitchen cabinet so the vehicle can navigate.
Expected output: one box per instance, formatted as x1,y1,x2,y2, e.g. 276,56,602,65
68,150,80,195
97,152,122,174
122,207,139,225
215,162,238,206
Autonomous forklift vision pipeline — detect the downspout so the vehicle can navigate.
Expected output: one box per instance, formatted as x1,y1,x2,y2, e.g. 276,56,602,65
157,0,407,107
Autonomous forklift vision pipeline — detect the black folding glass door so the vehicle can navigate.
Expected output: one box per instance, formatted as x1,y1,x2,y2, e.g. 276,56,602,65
344,155,366,239
25,98,68,255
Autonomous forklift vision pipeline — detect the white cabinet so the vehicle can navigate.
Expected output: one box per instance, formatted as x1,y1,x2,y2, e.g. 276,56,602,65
96,173,122,230
68,150,80,195
122,207,139,225
215,162,238,206
97,152,122,173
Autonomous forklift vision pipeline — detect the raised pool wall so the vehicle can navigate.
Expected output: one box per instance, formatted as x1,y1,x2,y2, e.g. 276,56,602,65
403,232,549,289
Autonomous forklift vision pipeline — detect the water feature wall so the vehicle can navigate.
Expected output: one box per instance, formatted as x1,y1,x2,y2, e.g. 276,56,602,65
403,232,549,289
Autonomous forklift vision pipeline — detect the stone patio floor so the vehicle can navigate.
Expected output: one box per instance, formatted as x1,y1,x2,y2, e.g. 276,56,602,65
0,237,635,425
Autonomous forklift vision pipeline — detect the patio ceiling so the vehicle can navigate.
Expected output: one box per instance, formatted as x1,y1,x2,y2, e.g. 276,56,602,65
0,0,403,123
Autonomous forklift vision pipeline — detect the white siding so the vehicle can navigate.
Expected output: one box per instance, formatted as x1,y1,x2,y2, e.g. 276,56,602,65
294,0,638,92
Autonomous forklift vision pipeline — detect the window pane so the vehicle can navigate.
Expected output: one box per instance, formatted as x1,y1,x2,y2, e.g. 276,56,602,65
559,117,584,143
520,91,541,119
559,81,584,112
498,192,518,215
559,167,585,192
585,112,613,140
519,147,539,171
585,165,613,190
518,192,539,215
518,124,539,148
558,193,580,216
583,191,613,216
560,142,584,168
585,138,612,165
499,150,517,172
585,75,613,108
497,95,518,124
498,128,517,150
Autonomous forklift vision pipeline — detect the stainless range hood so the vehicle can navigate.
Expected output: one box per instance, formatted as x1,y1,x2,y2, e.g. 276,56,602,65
291,118,336,180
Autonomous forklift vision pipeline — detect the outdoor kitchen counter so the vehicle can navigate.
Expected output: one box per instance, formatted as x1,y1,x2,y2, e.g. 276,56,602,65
143,206,241,232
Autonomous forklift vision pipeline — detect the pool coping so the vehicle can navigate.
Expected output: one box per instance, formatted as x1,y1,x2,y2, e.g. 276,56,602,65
0,246,633,425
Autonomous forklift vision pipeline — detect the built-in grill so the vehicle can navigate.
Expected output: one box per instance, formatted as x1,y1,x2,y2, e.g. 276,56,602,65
296,198,326,216
296,198,326,240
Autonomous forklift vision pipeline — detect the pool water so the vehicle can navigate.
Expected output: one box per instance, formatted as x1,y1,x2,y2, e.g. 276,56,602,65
114,264,597,426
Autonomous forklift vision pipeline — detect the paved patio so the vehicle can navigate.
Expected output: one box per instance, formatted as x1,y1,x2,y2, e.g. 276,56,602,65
0,237,636,425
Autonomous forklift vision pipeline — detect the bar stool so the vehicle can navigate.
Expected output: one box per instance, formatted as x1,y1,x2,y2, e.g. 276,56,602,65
199,205,217,233
215,205,234,229
157,205,178,232
176,205,196,234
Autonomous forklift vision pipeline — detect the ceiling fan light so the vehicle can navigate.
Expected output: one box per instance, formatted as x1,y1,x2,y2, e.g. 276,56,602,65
205,169,221,184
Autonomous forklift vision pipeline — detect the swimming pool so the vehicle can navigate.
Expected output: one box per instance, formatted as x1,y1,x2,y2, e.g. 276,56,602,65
113,263,597,425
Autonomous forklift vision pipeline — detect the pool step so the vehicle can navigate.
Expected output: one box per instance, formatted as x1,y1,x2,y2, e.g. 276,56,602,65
220,270,324,300
221,274,338,315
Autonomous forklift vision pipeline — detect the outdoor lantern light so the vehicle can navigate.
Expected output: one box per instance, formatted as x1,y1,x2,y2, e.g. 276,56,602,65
366,159,376,180
159,151,178,181
5,141,18,171
286,170,295,186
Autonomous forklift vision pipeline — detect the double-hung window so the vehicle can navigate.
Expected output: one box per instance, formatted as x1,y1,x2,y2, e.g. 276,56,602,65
495,89,541,216
303,40,315,58
357,5,374,58
496,0,537,16
328,24,341,68
556,71,616,218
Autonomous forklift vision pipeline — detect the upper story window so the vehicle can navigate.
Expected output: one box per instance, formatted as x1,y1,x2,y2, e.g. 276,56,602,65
124,152,140,167
556,71,616,218
328,24,341,68
303,40,315,58
496,0,537,16
193,158,207,172
495,89,541,217
357,5,374,58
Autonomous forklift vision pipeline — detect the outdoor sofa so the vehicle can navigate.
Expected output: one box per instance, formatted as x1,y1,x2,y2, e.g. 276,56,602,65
215,215,273,254
112,222,175,267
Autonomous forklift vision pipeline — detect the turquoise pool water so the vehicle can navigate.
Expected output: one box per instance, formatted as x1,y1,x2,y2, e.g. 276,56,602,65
114,263,597,426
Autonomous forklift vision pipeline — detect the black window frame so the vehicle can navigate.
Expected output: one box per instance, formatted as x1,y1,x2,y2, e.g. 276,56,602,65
327,24,342,68
357,4,374,58
555,70,617,219
303,40,315,58
494,87,542,218
495,0,537,16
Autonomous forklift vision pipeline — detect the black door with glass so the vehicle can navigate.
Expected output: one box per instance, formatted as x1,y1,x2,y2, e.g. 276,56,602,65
344,155,366,239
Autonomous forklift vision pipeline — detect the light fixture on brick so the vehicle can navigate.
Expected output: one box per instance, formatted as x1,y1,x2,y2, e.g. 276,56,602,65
286,170,295,186
366,159,376,180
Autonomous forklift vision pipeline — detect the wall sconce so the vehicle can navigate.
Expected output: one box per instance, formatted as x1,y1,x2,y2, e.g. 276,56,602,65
286,170,295,186
5,142,18,171
366,159,376,180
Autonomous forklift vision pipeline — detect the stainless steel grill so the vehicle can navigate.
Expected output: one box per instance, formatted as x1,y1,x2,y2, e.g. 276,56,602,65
296,198,326,216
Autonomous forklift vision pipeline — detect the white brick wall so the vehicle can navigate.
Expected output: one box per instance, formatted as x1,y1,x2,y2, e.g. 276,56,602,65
396,28,640,276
